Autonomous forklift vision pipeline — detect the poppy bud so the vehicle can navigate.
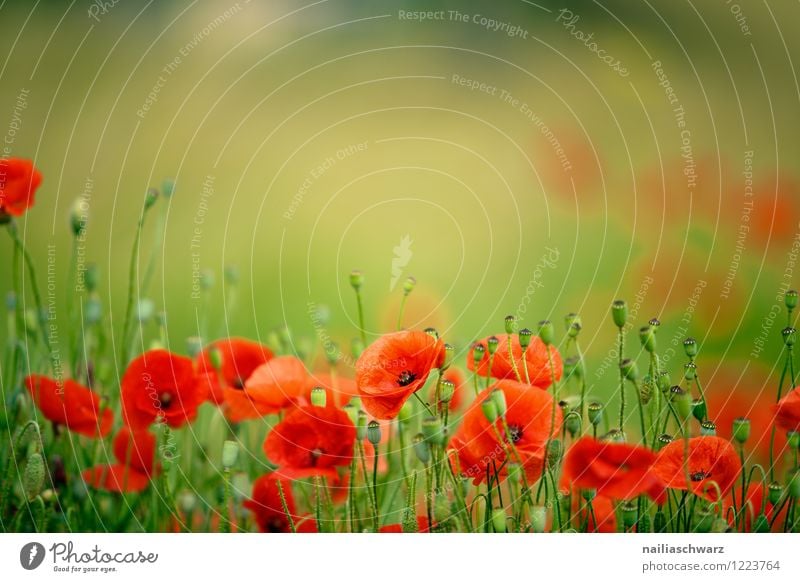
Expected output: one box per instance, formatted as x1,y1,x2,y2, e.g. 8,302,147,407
788,431,800,449
691,398,706,422
413,433,430,464
367,420,382,446
621,502,637,529
481,399,499,423
486,335,499,355
732,417,750,444
752,513,770,533
654,510,667,533
611,300,628,328
567,322,582,339
200,269,215,291
546,439,562,467
70,198,88,236
699,420,716,436
402,276,416,295
768,481,782,505
349,269,364,290
422,416,445,446
491,508,507,533
398,400,413,424
351,337,365,359
683,337,698,358
471,342,486,366
693,508,714,533
208,346,223,371
310,387,327,408
518,329,532,350
565,413,581,438
162,178,176,198
786,289,799,311
490,389,507,417
144,187,159,210
620,358,638,382
564,312,581,330
670,386,692,420
137,298,155,324
656,434,674,450
424,327,439,341
343,403,359,427
657,371,671,393
441,343,454,370
531,505,547,533
586,401,603,426
24,452,45,501
178,490,197,514
639,326,656,353
439,379,455,404
787,469,800,498
356,411,368,440
684,362,697,381
783,327,796,347
221,440,239,469
186,336,203,359
504,315,517,335
538,320,554,346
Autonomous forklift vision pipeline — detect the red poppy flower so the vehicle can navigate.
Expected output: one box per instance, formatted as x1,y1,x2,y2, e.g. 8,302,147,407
82,427,156,493
449,380,562,484
24,375,113,438
264,405,356,478
467,335,562,388
356,330,445,420
379,516,431,533
562,437,664,502
195,338,273,405
775,386,800,433
224,356,309,422
121,349,200,429
305,372,358,408
244,473,316,533
0,158,42,218
651,436,741,500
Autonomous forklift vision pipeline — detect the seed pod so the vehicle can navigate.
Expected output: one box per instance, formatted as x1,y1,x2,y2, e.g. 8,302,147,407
683,337,698,358
564,312,581,331
699,420,716,436
471,343,486,366
656,434,674,451
565,413,581,438
611,300,628,328
546,440,562,467
783,327,796,347
486,336,499,355
518,329,532,350
639,326,656,353
366,420,382,447
621,502,637,529
424,327,439,341
691,398,707,422
786,290,799,310
413,433,430,465
768,481,782,505
732,417,751,444
587,401,603,426
441,343,455,371
221,440,239,469
439,379,455,404
684,362,697,381
310,387,327,408
70,198,88,236
620,359,639,382
639,377,653,405
538,320,554,346
349,269,364,290
670,386,692,421
421,416,444,446
504,315,517,335
481,399,499,423
402,276,416,295
144,187,159,210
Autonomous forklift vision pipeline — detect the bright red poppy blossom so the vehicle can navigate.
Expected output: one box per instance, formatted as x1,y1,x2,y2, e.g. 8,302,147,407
651,436,741,500
24,375,113,438
82,427,156,493
244,473,316,533
226,356,310,421
356,330,445,420
774,386,800,433
305,372,358,408
562,437,664,502
121,349,201,429
263,405,356,478
449,380,562,484
467,334,562,388
0,158,42,218
195,338,273,405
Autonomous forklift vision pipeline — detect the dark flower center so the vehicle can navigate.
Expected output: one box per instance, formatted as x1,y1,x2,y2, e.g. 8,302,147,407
231,377,245,390
397,370,416,387
159,392,173,409
310,447,324,466
507,424,523,444
690,470,710,482
267,517,286,533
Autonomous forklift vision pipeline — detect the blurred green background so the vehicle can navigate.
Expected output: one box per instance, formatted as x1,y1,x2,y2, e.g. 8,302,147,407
2,0,799,404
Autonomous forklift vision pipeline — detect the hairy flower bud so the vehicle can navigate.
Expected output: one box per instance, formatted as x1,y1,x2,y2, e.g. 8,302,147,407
23,452,45,501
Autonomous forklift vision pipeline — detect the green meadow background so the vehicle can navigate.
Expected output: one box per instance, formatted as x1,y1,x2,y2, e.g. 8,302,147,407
2,0,799,404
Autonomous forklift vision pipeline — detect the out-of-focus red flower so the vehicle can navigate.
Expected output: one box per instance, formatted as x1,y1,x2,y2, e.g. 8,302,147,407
82,427,156,493
379,516,430,533
228,356,309,422
305,372,358,408
775,386,800,433
430,366,467,411
121,350,200,429
467,335,562,388
0,158,42,217
195,338,273,405
24,375,113,438
264,405,356,478
244,474,316,533
562,437,664,502
651,436,741,501
449,380,561,484
356,330,445,420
